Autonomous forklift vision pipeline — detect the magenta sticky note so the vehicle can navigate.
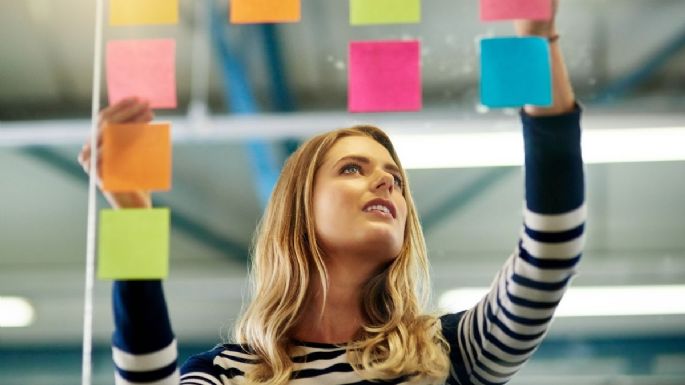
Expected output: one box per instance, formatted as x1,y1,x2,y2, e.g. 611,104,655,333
348,40,421,113
480,0,552,21
106,39,177,109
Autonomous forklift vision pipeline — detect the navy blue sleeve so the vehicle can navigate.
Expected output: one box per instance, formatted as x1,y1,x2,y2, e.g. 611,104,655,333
111,280,180,384
440,312,467,385
521,104,584,214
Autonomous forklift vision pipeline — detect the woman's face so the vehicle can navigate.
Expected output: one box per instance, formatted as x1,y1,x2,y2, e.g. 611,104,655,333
313,136,408,263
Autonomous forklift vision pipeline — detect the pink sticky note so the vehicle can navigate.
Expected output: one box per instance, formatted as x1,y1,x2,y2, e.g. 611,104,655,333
480,0,552,21
106,39,177,109
348,40,421,113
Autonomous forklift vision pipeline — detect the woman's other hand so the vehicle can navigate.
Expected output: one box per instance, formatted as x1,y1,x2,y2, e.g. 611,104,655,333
514,0,558,38
513,0,576,116
77,97,154,209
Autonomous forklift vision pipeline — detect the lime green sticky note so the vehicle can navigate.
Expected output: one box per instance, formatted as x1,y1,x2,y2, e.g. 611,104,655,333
350,0,421,25
98,208,170,280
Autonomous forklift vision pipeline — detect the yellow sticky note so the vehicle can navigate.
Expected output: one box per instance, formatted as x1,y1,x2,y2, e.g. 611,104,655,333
97,208,170,280
350,0,421,25
102,122,172,193
230,0,300,24
110,0,178,26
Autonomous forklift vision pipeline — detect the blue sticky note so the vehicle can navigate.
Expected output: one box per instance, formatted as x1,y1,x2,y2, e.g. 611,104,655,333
480,37,552,108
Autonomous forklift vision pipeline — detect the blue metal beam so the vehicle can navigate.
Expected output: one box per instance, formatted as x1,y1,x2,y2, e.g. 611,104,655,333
594,26,685,103
260,24,295,112
258,24,301,159
422,168,515,233
21,146,249,262
210,4,283,209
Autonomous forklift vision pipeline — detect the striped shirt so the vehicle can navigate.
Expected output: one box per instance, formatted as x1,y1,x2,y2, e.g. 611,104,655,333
111,106,586,385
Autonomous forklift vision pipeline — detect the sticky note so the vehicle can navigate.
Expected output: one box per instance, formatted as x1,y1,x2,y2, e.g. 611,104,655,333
97,208,170,280
480,37,552,108
102,122,172,192
230,0,300,24
109,0,178,26
480,0,552,21
106,39,177,109
350,0,421,25
348,40,421,113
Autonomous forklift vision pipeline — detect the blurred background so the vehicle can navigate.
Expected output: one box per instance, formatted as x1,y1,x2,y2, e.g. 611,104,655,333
1,0,684,384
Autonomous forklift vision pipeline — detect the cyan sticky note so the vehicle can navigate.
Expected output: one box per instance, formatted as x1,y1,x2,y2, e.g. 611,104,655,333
350,0,421,25
480,37,552,108
348,40,422,113
97,208,170,280
480,0,552,21
106,39,177,109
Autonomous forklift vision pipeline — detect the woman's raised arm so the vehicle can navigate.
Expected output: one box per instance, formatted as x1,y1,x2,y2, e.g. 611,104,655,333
443,2,586,383
78,98,182,384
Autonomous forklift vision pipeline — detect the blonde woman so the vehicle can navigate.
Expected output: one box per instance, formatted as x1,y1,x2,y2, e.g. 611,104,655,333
79,3,585,385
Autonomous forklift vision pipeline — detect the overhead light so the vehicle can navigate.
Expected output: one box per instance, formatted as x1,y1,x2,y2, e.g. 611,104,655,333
393,127,685,169
438,285,685,317
0,296,35,327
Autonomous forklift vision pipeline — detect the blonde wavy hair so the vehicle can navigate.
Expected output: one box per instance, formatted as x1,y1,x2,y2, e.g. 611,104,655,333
234,125,451,385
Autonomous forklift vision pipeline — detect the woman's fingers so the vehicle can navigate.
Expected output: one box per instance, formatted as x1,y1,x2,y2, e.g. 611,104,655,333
106,99,152,124
513,0,559,36
79,142,95,172
99,97,137,123
98,97,152,126
81,96,152,176
128,107,155,124
78,137,104,173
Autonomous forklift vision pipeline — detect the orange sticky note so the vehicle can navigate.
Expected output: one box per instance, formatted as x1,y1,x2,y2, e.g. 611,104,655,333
110,0,179,26
230,0,300,24
102,122,172,192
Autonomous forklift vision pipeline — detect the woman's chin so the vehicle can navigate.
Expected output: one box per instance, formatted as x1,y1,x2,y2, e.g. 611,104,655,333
352,230,402,259
319,223,403,260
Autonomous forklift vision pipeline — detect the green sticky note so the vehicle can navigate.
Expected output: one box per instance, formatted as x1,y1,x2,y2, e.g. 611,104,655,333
350,0,421,25
98,208,170,280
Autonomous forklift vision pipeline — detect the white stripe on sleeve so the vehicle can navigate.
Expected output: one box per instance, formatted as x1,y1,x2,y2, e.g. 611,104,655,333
523,203,586,231
115,369,180,385
180,372,223,385
113,339,178,372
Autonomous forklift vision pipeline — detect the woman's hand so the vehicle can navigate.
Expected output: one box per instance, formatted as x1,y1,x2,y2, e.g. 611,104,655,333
77,97,154,209
513,0,558,38
512,0,576,116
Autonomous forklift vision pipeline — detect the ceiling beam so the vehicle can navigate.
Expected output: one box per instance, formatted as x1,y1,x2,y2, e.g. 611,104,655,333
21,146,249,263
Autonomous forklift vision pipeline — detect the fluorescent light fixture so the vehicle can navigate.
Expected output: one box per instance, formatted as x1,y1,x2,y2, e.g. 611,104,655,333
0,296,35,327
438,285,685,317
393,127,685,169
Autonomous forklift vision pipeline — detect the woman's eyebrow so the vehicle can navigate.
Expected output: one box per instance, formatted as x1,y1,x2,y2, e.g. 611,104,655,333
334,155,401,175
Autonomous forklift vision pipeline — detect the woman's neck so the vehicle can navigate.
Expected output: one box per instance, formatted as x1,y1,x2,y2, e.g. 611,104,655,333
291,256,378,344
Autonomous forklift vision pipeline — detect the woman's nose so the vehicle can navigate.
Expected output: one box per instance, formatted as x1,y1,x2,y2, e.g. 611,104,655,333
373,171,394,193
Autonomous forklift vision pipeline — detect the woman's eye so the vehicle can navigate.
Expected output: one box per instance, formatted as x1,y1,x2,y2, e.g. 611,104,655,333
341,164,361,174
393,175,404,188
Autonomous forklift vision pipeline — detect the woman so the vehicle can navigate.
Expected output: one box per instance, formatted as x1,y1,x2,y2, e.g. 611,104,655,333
78,3,585,384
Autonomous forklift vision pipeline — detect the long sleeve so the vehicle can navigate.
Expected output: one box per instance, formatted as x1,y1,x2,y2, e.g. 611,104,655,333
444,105,586,385
112,280,180,384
